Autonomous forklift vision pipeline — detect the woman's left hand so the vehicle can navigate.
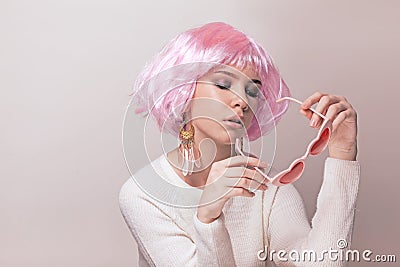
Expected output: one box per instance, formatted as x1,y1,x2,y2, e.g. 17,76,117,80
300,92,358,161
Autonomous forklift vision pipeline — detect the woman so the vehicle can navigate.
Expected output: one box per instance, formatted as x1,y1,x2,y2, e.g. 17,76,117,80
119,22,360,266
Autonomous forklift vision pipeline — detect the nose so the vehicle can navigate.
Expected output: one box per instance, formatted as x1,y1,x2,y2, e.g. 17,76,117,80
230,89,249,112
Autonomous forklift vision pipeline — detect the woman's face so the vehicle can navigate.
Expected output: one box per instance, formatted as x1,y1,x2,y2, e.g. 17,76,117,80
188,65,261,145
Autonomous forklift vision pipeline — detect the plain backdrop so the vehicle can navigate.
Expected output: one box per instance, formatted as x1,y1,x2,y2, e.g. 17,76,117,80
1,0,399,266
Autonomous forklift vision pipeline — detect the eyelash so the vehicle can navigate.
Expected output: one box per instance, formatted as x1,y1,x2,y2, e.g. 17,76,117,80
214,83,259,98
215,84,230,90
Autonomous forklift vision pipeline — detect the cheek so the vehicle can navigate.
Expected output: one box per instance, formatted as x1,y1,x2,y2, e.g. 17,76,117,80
249,97,259,110
191,104,220,120
244,100,258,127
244,113,254,128
248,99,259,114
190,86,230,118
193,83,217,98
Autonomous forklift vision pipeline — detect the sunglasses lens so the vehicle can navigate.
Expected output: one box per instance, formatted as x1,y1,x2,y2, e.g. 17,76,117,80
278,161,305,184
310,127,330,155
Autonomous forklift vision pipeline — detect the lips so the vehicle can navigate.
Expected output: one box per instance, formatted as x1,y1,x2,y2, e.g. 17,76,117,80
223,115,244,128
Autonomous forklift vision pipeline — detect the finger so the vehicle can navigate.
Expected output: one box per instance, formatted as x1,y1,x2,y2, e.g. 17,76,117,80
325,102,348,121
299,108,313,120
241,170,267,191
256,166,270,184
224,155,268,168
301,91,326,109
223,175,267,194
331,109,356,132
251,182,268,191
310,95,341,128
242,151,259,159
225,167,267,185
237,153,269,184
227,187,256,198
225,177,267,192
224,176,246,188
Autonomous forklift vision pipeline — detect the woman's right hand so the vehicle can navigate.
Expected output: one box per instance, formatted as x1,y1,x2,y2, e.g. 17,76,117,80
196,155,269,224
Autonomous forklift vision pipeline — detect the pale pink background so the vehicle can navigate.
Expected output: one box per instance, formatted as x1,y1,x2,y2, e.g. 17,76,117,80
1,0,399,266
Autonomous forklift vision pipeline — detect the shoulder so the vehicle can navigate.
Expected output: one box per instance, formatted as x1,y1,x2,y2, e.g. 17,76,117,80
118,154,175,214
118,163,157,213
119,155,165,203
118,177,143,215
119,177,139,203
118,174,169,229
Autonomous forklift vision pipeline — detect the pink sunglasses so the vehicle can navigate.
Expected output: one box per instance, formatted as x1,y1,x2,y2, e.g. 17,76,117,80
235,97,332,187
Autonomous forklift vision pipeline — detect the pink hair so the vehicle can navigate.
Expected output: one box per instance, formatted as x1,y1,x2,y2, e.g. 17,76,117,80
132,22,291,141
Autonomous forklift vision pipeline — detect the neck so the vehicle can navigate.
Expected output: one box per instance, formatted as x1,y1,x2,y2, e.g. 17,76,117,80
166,136,238,189
181,131,237,187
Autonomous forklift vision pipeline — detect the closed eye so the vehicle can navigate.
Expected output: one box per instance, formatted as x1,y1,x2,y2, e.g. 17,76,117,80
214,83,230,90
246,86,260,98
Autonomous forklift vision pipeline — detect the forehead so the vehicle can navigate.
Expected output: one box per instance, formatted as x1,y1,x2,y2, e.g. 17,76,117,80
201,64,261,81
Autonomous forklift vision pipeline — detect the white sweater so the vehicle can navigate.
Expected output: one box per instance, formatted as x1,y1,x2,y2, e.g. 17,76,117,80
119,154,360,266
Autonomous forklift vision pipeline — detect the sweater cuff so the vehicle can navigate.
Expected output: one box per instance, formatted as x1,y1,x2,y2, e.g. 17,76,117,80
193,211,236,265
193,211,230,243
325,157,360,185
319,157,361,203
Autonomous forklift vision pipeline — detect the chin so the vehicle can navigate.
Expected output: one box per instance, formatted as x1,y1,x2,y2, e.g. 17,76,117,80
219,131,243,145
195,124,244,145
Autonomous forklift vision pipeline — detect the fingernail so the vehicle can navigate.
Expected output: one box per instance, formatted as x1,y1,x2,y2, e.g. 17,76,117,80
310,118,316,127
261,184,268,191
302,102,309,109
261,161,268,167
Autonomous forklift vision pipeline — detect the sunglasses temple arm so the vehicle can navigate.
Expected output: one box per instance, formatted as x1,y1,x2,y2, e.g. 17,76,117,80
276,97,328,120
234,139,270,182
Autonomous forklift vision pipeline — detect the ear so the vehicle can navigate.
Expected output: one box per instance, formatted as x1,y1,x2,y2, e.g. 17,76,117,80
182,103,192,118
181,110,191,124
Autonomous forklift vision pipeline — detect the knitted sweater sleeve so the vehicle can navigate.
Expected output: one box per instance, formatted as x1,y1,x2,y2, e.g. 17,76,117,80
268,157,361,267
119,178,237,267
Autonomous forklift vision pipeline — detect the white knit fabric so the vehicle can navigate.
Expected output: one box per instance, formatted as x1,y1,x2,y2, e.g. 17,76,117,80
119,154,360,266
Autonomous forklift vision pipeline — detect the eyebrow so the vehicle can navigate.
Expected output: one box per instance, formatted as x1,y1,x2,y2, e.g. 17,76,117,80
214,70,262,86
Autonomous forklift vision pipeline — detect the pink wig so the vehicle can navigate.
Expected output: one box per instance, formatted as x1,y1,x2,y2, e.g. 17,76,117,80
132,22,291,141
